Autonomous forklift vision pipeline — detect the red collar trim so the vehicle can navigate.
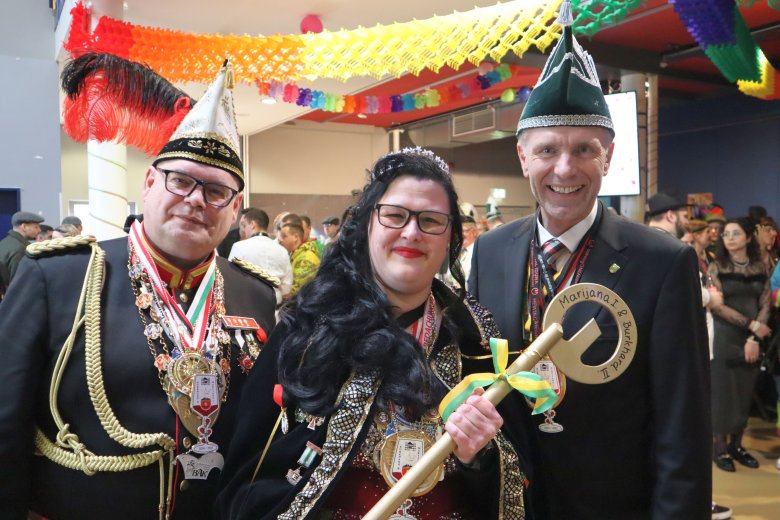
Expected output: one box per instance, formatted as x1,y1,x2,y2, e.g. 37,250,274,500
138,224,214,290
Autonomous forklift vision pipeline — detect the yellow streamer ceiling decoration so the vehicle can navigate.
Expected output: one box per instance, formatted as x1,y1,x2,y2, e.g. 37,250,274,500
65,0,563,83
736,50,777,99
297,0,562,80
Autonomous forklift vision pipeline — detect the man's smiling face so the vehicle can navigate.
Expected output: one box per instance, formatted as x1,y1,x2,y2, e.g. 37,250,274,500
517,126,614,236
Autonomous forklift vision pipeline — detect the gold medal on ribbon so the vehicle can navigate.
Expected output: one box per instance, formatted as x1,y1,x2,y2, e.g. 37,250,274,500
164,351,226,437
378,430,442,497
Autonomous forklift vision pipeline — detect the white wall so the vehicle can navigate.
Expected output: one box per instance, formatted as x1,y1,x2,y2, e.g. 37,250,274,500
434,137,535,221
60,121,534,224
247,120,389,195
247,122,534,221
0,2,60,225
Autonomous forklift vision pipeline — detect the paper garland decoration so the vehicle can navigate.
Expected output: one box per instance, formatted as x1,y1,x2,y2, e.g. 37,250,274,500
64,1,647,86
670,0,780,99
572,0,645,37
65,1,562,84
737,0,780,8
256,64,528,115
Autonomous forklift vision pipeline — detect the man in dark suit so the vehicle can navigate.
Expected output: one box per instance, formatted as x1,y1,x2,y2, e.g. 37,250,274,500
0,211,45,293
468,6,711,519
0,57,277,519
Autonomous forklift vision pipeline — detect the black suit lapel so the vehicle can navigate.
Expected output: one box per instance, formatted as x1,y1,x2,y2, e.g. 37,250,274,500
565,206,629,331
504,218,534,349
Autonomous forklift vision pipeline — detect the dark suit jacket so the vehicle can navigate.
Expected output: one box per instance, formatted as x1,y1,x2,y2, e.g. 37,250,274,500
468,204,711,520
0,237,276,520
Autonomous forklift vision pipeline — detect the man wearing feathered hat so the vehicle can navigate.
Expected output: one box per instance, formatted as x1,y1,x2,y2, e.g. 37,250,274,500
468,3,711,518
0,55,277,519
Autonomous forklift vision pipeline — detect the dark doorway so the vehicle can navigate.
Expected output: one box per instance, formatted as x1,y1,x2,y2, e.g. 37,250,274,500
0,189,21,237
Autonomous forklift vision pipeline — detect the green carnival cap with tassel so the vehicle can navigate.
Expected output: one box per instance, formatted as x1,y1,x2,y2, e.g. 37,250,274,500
516,1,613,136
154,60,244,187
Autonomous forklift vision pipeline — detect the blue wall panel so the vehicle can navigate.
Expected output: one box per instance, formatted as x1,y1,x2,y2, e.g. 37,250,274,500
658,93,780,220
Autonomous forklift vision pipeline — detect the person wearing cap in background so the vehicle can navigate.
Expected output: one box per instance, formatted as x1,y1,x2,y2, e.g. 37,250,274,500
0,54,277,519
61,215,83,235
0,211,45,294
321,215,340,246
468,3,711,518
646,192,691,239
703,204,727,252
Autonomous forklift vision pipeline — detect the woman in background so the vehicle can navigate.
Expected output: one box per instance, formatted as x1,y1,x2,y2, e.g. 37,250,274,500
709,217,771,472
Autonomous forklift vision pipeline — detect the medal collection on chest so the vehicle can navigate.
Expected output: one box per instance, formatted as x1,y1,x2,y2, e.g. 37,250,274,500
127,222,257,480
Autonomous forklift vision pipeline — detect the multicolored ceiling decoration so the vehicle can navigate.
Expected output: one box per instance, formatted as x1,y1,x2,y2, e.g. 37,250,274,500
736,0,780,8
670,0,780,99
62,0,779,109
572,0,645,36
64,1,646,84
256,64,531,115
65,0,562,84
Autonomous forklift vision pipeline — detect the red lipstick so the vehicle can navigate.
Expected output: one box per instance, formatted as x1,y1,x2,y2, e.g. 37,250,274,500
393,247,424,258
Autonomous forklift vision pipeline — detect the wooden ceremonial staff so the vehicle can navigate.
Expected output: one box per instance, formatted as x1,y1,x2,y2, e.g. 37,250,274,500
363,322,566,520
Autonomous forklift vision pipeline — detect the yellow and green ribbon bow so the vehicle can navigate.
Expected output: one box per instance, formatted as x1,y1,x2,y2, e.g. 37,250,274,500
439,338,558,422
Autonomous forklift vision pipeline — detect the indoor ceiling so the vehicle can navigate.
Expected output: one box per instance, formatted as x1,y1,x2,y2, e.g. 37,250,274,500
65,0,780,134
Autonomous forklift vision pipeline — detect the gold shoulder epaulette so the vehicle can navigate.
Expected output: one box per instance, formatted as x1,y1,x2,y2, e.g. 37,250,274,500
26,235,96,258
231,257,281,288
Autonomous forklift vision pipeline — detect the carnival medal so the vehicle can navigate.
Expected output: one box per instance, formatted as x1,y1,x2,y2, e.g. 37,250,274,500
165,351,226,439
528,358,566,433
286,441,323,485
389,499,418,520
376,411,442,497
175,372,225,479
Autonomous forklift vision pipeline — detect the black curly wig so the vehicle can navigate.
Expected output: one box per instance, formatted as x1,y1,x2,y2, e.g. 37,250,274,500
276,148,465,418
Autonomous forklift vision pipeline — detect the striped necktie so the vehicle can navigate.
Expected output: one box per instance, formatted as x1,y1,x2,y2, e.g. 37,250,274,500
541,238,566,275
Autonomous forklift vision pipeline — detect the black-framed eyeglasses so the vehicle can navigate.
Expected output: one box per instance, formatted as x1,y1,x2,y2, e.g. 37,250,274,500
374,204,452,235
156,167,239,208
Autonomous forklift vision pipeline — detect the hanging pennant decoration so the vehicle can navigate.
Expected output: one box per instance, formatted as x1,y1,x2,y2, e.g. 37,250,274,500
572,0,645,37
670,0,780,99
736,0,780,8
65,1,561,84
256,64,529,115
64,1,645,86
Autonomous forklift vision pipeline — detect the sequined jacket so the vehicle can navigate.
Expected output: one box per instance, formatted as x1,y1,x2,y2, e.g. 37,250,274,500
0,237,277,520
216,278,535,520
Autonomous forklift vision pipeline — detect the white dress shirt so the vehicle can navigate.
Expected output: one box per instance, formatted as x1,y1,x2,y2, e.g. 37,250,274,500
536,201,599,273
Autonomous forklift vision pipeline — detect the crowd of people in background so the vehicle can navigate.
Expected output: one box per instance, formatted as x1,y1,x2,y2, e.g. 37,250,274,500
0,213,84,298
652,196,780,482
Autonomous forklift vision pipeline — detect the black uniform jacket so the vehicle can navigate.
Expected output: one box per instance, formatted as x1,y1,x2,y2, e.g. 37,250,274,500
216,279,537,520
468,204,712,520
0,237,276,519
